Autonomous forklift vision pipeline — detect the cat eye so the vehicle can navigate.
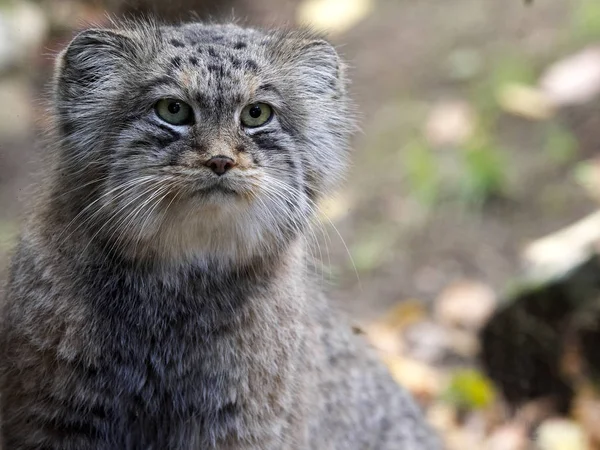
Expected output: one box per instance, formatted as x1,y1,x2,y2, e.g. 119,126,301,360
240,103,273,128
155,99,194,125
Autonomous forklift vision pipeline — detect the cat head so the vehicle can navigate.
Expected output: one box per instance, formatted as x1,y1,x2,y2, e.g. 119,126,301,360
53,20,354,266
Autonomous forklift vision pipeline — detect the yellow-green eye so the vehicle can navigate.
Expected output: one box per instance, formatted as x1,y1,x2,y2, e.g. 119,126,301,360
155,99,194,125
240,103,273,128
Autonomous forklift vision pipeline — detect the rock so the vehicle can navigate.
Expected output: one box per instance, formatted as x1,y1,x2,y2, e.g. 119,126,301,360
540,46,600,107
435,280,497,331
522,210,600,283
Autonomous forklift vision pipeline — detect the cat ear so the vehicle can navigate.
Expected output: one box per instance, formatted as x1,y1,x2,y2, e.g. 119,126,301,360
298,39,342,89
288,38,345,97
55,29,136,100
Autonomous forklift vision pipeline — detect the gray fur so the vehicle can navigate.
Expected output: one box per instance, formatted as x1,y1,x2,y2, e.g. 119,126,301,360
0,20,439,449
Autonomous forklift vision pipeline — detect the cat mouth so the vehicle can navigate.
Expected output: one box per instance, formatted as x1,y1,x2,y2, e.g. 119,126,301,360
190,179,240,197
199,185,238,196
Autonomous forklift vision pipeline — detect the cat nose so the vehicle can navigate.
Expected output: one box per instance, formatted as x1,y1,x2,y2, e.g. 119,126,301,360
205,156,236,176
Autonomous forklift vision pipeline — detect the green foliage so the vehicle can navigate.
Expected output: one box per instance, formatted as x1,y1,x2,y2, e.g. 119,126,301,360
572,159,599,196
472,53,537,121
442,369,496,410
489,55,537,90
403,137,440,206
402,127,507,207
459,127,507,205
350,226,393,273
572,0,600,42
460,53,540,205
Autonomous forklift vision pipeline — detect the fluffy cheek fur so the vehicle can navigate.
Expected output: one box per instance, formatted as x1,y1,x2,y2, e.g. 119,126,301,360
98,145,310,264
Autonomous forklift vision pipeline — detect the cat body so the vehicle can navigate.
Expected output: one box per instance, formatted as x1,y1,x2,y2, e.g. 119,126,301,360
1,21,438,449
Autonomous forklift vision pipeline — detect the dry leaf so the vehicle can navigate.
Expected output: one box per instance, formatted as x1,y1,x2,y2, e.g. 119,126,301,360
378,300,428,329
383,355,444,403
536,419,589,450
427,404,457,434
496,83,555,120
363,323,404,356
364,301,427,356
434,280,497,331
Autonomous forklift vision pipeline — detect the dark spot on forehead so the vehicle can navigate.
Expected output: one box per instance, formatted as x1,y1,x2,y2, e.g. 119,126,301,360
234,42,247,50
207,47,218,58
244,60,259,72
231,58,242,69
189,56,198,66
207,64,231,79
196,47,203,55
170,56,182,69
170,39,185,48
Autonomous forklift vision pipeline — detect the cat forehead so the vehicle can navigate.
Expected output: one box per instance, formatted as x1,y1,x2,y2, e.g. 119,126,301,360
157,23,269,61
148,25,273,92
166,23,266,47
131,24,273,99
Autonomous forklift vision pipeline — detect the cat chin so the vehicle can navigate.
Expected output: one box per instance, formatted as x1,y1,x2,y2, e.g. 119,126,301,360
123,197,284,267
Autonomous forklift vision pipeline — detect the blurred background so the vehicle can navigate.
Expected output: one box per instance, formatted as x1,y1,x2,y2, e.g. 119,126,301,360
2,0,600,448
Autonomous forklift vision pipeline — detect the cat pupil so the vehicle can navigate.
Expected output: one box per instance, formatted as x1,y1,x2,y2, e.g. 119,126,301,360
249,105,262,118
168,102,181,114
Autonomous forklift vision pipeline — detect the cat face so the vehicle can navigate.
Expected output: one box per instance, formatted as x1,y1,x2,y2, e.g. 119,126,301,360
54,21,353,265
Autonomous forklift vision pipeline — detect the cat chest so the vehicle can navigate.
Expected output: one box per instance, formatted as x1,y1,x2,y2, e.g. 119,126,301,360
81,327,245,444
